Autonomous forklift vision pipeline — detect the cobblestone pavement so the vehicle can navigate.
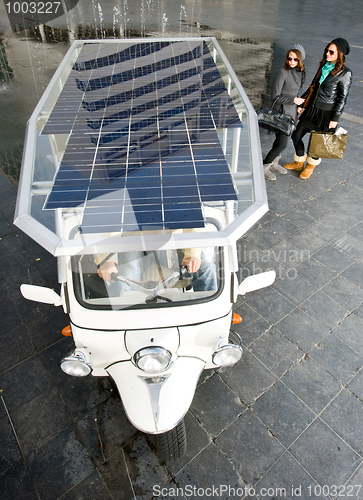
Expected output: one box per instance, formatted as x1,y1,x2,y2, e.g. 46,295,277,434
1,1,363,499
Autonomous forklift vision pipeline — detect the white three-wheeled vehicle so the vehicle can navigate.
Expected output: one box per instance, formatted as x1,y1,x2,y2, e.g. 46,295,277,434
14,38,274,460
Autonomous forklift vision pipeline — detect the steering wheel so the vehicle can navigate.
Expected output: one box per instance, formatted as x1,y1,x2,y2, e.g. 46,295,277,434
111,271,180,302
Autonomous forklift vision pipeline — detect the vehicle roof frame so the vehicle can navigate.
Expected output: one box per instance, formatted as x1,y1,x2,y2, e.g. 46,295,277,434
14,37,268,258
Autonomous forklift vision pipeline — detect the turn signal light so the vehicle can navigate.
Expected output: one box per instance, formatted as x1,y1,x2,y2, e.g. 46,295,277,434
232,313,242,324
62,325,72,336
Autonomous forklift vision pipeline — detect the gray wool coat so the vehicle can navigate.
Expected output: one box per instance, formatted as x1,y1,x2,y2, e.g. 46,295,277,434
271,67,304,119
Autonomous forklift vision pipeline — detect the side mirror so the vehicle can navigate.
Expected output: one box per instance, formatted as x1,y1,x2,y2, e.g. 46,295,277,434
238,270,276,296
20,284,62,306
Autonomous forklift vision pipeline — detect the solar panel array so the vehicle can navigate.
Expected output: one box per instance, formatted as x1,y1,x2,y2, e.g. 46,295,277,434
43,40,241,233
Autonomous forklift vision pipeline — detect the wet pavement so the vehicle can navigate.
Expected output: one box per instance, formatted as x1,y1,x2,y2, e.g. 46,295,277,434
1,1,363,499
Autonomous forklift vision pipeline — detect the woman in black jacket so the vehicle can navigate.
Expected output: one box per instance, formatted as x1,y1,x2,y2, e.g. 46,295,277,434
263,44,306,181
284,38,352,179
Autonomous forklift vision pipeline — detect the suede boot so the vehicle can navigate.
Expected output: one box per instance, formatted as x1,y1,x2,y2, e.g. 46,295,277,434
263,163,276,181
283,154,307,171
270,155,287,174
299,157,321,179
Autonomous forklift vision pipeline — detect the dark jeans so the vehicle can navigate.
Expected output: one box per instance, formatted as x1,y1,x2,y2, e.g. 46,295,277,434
264,132,288,164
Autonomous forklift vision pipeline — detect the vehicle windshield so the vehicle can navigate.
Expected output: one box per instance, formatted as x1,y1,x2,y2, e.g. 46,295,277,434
72,245,223,310
72,222,224,310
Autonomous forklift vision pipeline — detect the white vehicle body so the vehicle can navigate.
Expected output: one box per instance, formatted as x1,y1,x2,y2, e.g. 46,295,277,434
15,38,274,445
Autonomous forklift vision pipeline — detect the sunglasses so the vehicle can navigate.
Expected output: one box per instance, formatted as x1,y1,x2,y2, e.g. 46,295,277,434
287,57,299,62
326,49,336,55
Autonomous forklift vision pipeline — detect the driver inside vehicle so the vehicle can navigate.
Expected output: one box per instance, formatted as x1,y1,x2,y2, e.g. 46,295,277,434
93,246,217,299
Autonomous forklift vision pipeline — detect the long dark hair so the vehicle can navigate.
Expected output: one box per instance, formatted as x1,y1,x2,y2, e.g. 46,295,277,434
319,42,345,75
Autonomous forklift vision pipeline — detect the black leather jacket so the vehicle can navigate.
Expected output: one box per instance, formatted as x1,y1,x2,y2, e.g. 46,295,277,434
302,65,352,122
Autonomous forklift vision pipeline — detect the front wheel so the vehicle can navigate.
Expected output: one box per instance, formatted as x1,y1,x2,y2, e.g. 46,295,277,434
154,419,187,462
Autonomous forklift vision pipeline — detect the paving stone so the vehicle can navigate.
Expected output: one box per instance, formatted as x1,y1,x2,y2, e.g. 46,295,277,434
25,307,68,351
12,387,72,456
239,252,289,283
280,187,308,208
299,291,348,330
150,481,190,500
342,262,363,288
354,303,363,321
59,470,113,500
0,213,12,239
320,389,363,455
237,238,265,265
245,287,295,325
27,427,95,500
0,284,22,336
0,325,35,374
295,197,332,221
309,333,363,384
339,199,363,221
281,356,342,414
276,308,329,352
76,395,140,466
191,374,245,437
296,257,338,288
232,303,271,347
219,350,276,406
287,228,327,256
269,239,311,267
290,419,361,489
175,443,247,497
306,212,354,243
322,275,363,310
326,182,363,204
0,415,23,474
0,461,39,500
252,381,315,447
0,356,53,412
309,190,345,213
254,452,323,500
0,232,24,257
263,217,301,239
265,191,299,216
244,226,287,251
312,244,356,273
331,232,363,259
346,369,363,401
347,462,363,498
99,434,169,500
1,266,54,324
333,314,363,356
284,206,319,229
215,410,285,485
346,221,363,242
249,327,303,377
272,273,317,306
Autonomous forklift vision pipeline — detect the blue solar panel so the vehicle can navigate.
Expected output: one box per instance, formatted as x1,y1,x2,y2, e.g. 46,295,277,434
43,40,241,232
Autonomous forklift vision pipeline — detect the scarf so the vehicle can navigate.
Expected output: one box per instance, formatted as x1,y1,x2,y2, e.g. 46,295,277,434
319,62,336,84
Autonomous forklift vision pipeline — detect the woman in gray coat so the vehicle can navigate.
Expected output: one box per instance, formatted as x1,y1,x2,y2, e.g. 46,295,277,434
264,44,306,181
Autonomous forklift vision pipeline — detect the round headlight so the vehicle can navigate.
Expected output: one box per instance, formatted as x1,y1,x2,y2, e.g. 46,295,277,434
60,349,93,377
134,347,172,373
212,344,243,367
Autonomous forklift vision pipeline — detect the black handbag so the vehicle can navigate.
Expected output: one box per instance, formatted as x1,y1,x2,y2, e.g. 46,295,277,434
256,98,295,136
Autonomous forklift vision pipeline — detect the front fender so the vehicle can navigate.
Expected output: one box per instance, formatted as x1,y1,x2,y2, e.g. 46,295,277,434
106,357,205,434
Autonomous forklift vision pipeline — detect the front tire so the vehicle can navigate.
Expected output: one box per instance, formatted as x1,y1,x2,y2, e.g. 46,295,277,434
154,419,187,461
